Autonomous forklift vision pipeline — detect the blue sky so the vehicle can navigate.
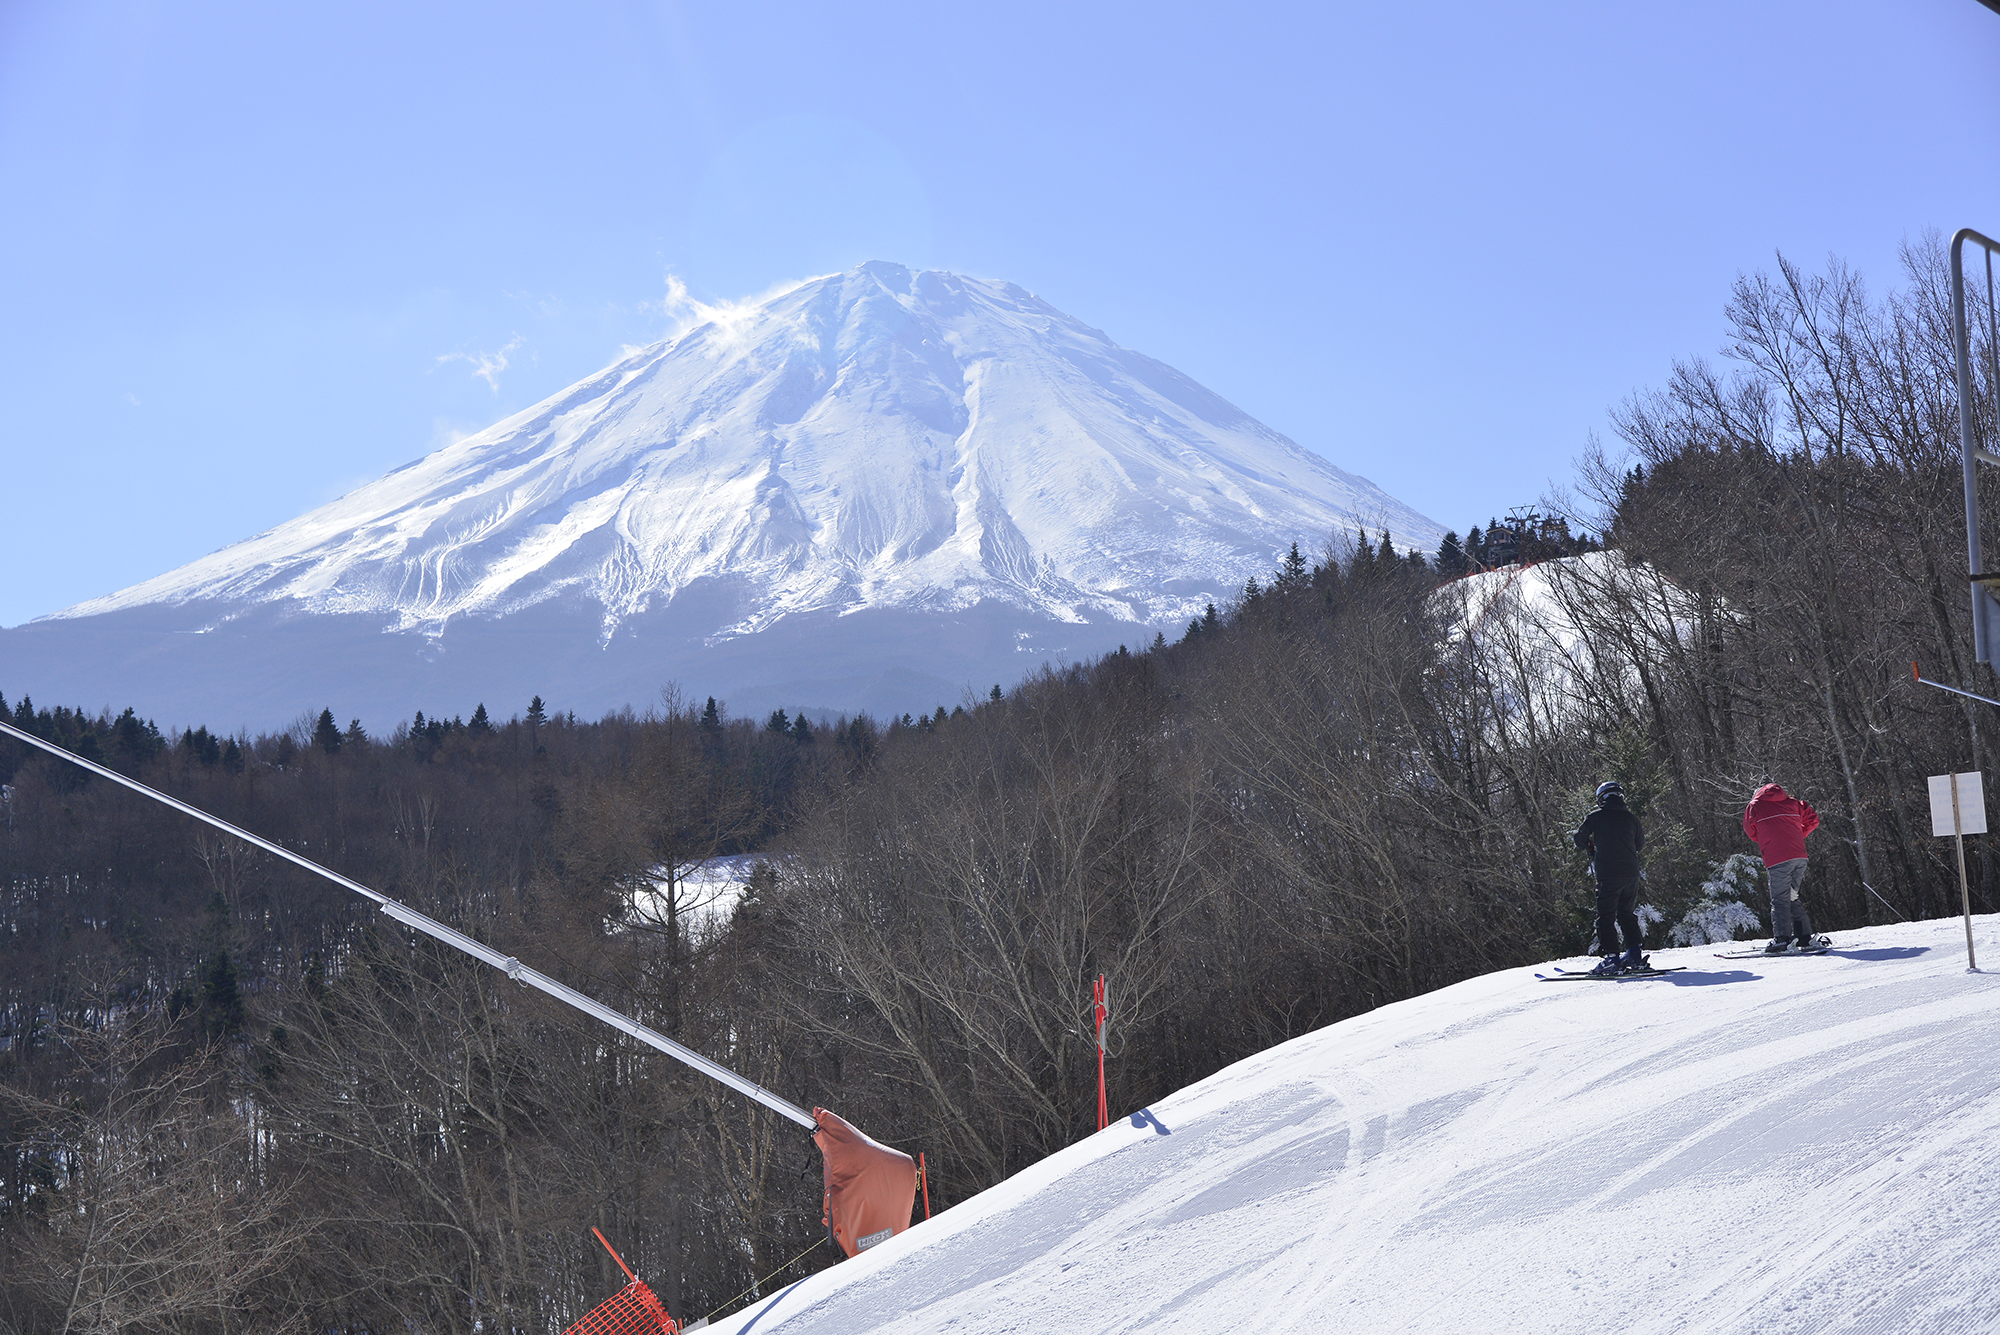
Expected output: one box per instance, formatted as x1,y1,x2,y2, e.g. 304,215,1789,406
1,0,1995,628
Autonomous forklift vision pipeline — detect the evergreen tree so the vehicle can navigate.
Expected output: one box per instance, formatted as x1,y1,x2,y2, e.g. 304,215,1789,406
343,719,367,749
1241,575,1263,608
72,718,103,766
700,697,723,733
180,726,222,767
199,950,245,1040
468,703,492,734
312,709,342,755
791,712,814,744
1151,631,1167,652
1201,602,1219,634
766,709,791,734
221,738,244,774
1277,541,1309,590
110,707,162,767
838,716,878,765
1465,525,1485,568
409,711,436,761
1435,531,1469,577
1348,526,1377,580
526,695,547,726
990,684,1004,702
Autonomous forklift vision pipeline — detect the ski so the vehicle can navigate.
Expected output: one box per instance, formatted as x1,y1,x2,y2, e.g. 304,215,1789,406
1713,946,1831,959
1551,962,1683,975
1536,966,1687,982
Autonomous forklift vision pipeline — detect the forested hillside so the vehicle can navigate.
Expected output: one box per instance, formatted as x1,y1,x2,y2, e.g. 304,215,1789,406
3,239,1996,1334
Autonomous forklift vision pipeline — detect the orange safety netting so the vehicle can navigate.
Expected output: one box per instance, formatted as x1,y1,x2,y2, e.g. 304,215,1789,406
562,1278,678,1335
567,1228,679,1335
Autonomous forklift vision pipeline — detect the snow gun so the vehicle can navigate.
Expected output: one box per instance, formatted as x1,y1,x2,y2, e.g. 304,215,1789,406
1912,661,2000,710
0,718,918,1266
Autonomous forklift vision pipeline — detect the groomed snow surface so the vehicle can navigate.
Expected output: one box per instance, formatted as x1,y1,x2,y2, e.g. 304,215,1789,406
715,916,2000,1334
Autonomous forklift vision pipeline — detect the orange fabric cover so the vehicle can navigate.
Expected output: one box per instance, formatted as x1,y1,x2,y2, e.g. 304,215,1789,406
814,1106,918,1258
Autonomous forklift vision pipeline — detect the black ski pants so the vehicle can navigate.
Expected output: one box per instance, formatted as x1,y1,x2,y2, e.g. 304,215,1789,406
1595,870,1642,956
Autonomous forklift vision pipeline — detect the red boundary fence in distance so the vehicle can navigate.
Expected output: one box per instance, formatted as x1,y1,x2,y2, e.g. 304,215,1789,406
563,1229,678,1335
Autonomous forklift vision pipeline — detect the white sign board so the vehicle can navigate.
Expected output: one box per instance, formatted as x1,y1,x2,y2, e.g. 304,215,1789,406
1928,771,1988,837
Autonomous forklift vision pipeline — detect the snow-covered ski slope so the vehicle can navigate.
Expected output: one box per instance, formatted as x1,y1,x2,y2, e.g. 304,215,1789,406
718,916,2000,1334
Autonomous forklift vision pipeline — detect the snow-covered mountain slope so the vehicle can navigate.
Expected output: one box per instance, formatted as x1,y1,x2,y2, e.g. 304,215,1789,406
49,264,1433,635
713,916,2000,1335
6,263,1437,730
1435,552,1704,731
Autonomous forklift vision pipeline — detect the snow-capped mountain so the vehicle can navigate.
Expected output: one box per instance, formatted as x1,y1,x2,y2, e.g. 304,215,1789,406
4,263,1439,731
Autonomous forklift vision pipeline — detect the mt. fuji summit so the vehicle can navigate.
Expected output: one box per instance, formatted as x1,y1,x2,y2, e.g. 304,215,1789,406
4,263,1439,731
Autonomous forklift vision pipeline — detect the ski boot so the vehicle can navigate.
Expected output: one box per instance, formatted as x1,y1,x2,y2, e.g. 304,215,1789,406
1762,938,1791,956
1795,934,1831,951
1621,950,1650,973
1590,953,1628,976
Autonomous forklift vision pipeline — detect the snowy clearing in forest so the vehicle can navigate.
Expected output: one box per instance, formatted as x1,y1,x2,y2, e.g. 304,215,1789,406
624,857,760,936
713,914,2000,1334
1437,552,1710,735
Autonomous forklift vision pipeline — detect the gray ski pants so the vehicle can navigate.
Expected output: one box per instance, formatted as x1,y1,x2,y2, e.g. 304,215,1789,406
1767,857,1814,940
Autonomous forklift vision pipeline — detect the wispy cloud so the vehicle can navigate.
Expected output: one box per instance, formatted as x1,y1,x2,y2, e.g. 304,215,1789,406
438,335,525,393
650,272,820,357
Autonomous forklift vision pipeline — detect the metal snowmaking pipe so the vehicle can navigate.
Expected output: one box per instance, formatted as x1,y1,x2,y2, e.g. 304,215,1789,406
1952,227,2000,664
0,717,818,1130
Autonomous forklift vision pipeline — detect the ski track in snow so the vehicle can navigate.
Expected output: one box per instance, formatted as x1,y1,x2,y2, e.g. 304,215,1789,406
711,916,2000,1335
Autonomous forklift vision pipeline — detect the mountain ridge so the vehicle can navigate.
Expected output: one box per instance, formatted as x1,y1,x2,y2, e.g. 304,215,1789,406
8,262,1439,729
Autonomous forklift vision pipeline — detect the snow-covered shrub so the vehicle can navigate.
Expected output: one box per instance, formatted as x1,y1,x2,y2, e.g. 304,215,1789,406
1670,853,1766,945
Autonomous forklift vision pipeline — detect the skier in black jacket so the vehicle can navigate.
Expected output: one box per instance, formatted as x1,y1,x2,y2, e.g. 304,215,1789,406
1572,781,1647,975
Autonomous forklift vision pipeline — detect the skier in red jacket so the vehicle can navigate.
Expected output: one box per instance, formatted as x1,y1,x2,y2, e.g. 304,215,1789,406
1742,783,1829,954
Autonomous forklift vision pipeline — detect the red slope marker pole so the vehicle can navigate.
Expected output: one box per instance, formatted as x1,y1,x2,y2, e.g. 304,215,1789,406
1094,974,1109,1132
593,1227,639,1284
918,1152,931,1220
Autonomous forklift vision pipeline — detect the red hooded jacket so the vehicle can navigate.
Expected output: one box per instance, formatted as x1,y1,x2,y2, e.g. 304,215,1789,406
1743,784,1819,865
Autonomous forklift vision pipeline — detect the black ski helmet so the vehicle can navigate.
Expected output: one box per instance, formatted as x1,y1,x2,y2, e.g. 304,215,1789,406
1595,781,1625,801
